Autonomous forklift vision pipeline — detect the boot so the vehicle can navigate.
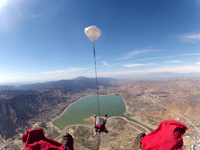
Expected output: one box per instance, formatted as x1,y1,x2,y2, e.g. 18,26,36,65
63,133,74,150
132,133,146,150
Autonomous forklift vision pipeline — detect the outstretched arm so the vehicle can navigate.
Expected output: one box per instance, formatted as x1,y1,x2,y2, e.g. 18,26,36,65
104,114,107,122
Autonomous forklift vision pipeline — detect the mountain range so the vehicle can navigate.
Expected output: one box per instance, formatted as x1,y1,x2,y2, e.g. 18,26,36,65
1,72,200,87
0,76,115,91
0,77,115,140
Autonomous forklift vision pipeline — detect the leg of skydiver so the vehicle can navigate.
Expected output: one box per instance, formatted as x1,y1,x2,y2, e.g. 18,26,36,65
63,133,74,150
91,128,96,133
93,115,97,135
103,114,108,134
91,128,97,134
93,115,96,127
92,128,96,134
103,128,107,135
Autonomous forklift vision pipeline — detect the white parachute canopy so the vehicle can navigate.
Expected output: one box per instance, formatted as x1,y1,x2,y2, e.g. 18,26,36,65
84,26,101,43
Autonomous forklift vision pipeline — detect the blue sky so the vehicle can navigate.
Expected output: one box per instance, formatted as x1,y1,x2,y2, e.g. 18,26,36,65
0,0,200,84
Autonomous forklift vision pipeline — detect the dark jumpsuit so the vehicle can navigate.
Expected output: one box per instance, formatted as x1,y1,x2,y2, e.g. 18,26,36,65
95,118,108,133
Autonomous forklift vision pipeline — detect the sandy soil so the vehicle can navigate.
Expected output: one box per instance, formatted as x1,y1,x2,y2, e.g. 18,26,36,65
54,116,150,150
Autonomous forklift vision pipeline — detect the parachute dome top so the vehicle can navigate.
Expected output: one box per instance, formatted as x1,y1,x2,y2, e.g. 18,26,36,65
84,26,101,43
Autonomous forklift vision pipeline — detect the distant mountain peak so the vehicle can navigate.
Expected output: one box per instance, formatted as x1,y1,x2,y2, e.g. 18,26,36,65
73,76,88,81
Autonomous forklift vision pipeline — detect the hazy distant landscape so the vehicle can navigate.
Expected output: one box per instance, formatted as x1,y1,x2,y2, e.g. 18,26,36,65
1,72,200,87
0,76,200,149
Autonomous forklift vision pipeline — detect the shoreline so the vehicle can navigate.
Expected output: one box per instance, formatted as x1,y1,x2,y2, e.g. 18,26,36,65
52,94,129,125
123,98,129,114
52,95,87,123
54,115,151,142
49,94,156,142
51,95,132,131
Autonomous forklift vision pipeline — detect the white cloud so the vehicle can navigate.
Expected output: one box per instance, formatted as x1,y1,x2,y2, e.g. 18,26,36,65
179,33,200,43
132,53,200,63
166,60,182,63
99,66,200,78
183,34,200,39
123,63,154,67
141,66,200,74
120,49,161,60
196,62,200,65
42,70,66,74
42,67,87,74
68,67,86,72
111,53,200,66
102,61,111,67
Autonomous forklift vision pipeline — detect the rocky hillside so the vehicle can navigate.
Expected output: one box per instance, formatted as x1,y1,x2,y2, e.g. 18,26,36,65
0,90,38,139
16,77,115,92
0,77,115,141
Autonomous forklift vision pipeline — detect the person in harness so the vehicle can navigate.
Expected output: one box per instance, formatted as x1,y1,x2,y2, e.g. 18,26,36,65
91,114,108,135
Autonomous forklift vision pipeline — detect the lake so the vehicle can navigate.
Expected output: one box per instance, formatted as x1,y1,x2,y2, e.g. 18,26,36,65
52,95,126,129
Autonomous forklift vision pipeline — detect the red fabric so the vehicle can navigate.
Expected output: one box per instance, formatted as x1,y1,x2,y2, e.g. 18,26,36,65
97,124,103,129
141,120,188,150
22,129,64,150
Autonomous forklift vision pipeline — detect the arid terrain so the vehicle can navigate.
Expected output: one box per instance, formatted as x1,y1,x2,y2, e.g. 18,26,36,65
0,77,200,149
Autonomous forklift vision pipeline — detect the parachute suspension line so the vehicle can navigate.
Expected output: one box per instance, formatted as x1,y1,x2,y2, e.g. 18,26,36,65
93,43,100,117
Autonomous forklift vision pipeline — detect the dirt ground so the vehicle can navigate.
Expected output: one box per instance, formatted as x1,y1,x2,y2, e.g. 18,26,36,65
18,116,192,150
56,116,150,150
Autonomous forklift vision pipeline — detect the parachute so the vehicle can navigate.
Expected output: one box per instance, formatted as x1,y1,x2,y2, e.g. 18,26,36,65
84,26,101,43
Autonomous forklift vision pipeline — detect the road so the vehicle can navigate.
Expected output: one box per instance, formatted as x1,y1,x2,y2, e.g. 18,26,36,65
150,95,200,135
50,122,63,134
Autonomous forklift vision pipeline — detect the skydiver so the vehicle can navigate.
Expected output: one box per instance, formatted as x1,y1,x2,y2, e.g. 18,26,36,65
91,114,108,135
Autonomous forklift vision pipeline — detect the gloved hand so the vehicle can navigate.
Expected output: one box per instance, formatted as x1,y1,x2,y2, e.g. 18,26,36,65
105,114,107,117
